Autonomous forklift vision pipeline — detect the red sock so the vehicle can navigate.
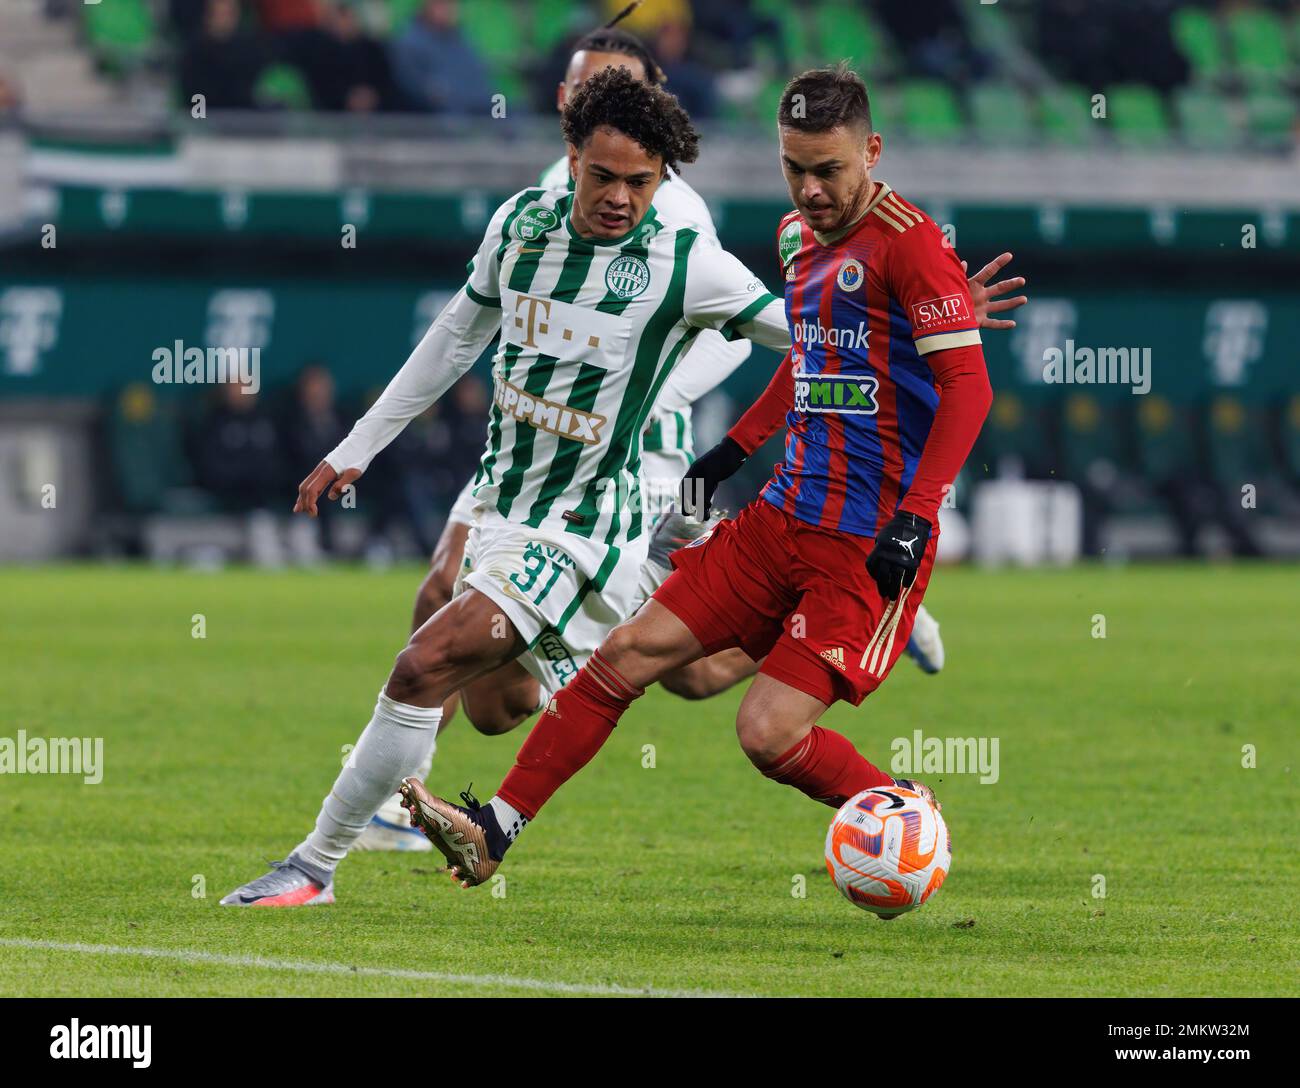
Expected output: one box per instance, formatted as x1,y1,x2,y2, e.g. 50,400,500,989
760,726,893,808
496,651,643,820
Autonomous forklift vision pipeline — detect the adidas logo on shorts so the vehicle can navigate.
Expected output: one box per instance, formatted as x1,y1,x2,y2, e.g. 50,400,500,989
819,647,846,671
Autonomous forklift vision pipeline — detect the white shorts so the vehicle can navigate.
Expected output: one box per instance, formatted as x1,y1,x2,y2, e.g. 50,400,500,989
456,509,647,697
447,476,482,528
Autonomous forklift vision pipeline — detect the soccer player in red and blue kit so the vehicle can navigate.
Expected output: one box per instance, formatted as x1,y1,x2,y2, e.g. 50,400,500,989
401,64,996,886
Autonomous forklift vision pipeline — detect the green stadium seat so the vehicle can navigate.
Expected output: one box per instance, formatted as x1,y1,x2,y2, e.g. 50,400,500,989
107,384,191,514
1037,84,1096,147
254,64,312,111
1135,396,1198,484
867,85,900,138
83,0,156,68
811,2,893,76
1171,6,1229,85
1225,6,1293,89
757,75,787,127
976,392,1053,477
1245,88,1298,149
531,0,581,54
1207,397,1277,493
490,63,528,111
1105,84,1172,149
1059,394,1128,485
1283,395,1300,480
1174,86,1242,151
900,80,964,142
461,0,523,63
387,0,424,31
970,83,1036,147
754,0,813,68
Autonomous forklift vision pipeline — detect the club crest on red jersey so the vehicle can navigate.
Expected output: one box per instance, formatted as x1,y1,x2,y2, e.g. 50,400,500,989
836,258,865,293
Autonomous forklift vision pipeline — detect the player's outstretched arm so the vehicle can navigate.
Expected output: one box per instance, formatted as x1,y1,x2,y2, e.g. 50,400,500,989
292,288,499,516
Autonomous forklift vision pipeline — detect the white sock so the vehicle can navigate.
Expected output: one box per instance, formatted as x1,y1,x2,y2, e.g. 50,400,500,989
374,742,437,824
296,692,441,872
488,796,528,843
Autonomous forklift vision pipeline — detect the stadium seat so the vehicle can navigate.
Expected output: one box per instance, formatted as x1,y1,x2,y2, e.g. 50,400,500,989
811,2,893,77
1060,394,1127,482
461,0,523,63
1225,5,1293,89
1283,395,1300,480
1245,88,1298,149
1171,6,1229,85
1207,397,1278,499
254,65,312,111
1135,396,1198,483
1104,85,1172,149
754,0,813,68
976,392,1053,478
531,0,581,54
970,83,1036,147
387,0,424,30
899,80,964,143
107,384,191,514
1174,86,1242,151
757,75,787,127
1037,84,1096,148
82,0,156,69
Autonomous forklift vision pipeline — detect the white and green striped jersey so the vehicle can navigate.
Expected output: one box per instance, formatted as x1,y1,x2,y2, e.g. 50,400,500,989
323,186,789,554
539,156,753,458
465,186,788,549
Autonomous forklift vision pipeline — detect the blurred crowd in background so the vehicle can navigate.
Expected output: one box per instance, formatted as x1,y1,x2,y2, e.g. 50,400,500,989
104,367,491,562
0,0,1293,148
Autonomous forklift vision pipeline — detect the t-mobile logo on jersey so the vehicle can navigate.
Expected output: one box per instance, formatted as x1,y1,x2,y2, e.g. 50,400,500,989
504,290,630,368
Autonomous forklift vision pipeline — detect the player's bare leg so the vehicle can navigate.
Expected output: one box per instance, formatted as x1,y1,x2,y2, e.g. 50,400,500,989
459,659,543,735
222,588,526,902
660,647,759,700
357,519,474,852
401,599,707,886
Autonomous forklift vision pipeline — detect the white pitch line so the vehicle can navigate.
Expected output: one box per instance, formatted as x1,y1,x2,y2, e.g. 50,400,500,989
0,938,728,998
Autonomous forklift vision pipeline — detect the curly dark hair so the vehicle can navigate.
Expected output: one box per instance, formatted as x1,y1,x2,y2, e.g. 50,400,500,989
561,66,700,175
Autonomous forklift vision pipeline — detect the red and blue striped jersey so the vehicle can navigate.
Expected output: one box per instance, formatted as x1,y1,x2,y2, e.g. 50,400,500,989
761,182,983,538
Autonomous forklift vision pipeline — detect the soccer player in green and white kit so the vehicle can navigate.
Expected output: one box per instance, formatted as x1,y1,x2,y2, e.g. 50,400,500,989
220,66,797,905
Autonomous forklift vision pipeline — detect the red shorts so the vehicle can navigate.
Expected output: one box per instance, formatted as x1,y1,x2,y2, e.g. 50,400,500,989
654,497,937,707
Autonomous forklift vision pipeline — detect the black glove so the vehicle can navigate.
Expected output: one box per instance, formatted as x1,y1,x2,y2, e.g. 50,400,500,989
680,436,747,518
866,511,932,600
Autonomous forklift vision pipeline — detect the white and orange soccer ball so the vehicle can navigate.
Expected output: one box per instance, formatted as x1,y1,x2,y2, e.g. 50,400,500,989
825,784,951,918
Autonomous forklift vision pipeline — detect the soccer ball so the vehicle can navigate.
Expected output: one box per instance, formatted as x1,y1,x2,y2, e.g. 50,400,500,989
825,784,951,918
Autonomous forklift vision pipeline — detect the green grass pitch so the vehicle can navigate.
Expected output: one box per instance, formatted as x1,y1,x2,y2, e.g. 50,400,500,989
0,563,1295,997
